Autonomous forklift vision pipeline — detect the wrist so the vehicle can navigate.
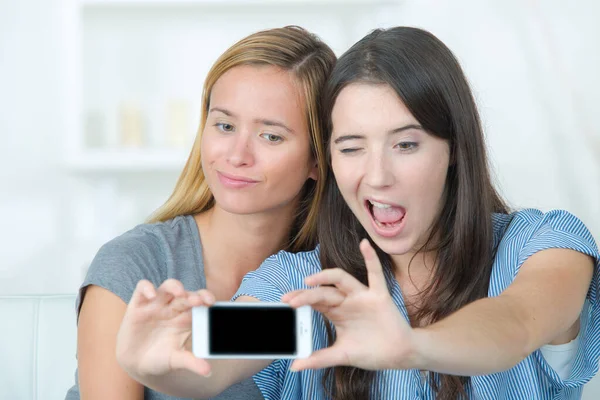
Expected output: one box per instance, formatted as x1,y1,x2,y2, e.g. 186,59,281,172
406,327,432,371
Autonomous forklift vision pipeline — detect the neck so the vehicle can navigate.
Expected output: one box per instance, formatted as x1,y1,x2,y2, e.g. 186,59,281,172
391,251,437,295
195,202,298,286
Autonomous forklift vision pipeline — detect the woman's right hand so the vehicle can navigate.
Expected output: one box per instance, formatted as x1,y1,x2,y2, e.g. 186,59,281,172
116,279,215,380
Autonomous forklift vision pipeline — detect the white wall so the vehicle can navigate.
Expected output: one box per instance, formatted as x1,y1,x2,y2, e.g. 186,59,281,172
1,0,599,396
2,0,597,293
0,0,73,293
375,0,600,231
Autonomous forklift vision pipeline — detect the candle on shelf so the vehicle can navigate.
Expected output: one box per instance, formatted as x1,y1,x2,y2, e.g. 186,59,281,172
84,110,106,148
165,99,190,148
119,101,145,148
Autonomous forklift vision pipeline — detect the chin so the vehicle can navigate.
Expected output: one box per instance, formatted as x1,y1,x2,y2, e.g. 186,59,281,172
213,196,258,215
375,241,414,257
365,231,415,257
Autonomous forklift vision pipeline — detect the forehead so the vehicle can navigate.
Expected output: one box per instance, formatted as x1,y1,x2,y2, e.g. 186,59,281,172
210,65,306,122
331,83,417,131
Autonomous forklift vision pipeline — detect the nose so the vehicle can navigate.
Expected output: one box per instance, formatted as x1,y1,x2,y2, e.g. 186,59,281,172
226,131,255,167
364,151,394,188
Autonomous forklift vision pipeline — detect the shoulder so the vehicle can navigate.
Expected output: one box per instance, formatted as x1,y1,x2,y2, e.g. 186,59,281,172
234,246,322,302
489,209,599,289
493,209,597,252
81,215,197,304
97,215,195,260
255,246,322,286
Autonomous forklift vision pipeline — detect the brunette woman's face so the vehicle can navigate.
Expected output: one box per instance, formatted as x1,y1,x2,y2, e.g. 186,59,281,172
201,65,318,216
330,83,450,257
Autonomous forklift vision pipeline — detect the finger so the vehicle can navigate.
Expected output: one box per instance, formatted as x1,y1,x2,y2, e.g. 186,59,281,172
167,289,216,317
169,350,212,377
177,289,215,309
130,280,157,306
194,289,216,305
169,296,194,314
360,239,387,292
281,289,304,303
311,304,335,315
156,279,186,305
186,293,210,308
305,268,366,295
290,346,350,372
286,287,345,309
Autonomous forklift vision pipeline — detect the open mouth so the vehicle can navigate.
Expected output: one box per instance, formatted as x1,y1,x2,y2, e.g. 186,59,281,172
365,199,406,229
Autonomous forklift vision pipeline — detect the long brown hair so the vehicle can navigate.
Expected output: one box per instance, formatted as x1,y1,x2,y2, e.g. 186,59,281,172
149,26,336,252
318,27,510,399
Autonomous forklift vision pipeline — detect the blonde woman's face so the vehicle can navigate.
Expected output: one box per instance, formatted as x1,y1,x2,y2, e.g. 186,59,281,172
201,65,317,216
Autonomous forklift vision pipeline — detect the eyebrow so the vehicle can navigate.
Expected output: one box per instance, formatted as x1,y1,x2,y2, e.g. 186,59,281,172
209,107,294,134
333,124,424,144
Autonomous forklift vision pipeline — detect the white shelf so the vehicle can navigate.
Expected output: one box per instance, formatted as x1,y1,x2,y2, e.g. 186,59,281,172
81,0,395,6
65,149,189,172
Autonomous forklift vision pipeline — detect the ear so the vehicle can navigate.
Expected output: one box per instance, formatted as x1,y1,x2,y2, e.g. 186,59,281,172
308,160,319,181
448,142,456,166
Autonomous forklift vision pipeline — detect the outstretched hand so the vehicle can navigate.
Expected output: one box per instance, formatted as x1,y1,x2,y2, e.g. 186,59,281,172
116,279,216,379
282,239,419,372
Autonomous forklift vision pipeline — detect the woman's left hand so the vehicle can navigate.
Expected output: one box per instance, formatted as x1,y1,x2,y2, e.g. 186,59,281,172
282,239,421,372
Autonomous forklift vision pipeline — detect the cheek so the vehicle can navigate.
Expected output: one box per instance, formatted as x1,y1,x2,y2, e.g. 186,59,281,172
201,133,232,165
266,147,311,183
332,162,359,202
200,132,214,160
413,157,448,215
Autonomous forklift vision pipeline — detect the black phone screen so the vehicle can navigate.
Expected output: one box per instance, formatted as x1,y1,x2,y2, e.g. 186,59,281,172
208,305,297,355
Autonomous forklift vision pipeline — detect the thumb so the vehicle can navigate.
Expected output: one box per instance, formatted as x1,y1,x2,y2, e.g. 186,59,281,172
290,345,350,372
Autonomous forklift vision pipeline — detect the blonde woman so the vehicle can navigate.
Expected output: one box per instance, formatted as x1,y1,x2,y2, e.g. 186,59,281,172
65,26,336,400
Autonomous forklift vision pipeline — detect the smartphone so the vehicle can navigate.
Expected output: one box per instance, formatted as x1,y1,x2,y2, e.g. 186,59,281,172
192,302,312,359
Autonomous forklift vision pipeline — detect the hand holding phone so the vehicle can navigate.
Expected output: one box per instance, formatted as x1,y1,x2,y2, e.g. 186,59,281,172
192,302,313,359
116,279,214,379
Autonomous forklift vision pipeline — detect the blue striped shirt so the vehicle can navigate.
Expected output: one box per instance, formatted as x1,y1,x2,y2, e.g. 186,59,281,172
233,209,600,399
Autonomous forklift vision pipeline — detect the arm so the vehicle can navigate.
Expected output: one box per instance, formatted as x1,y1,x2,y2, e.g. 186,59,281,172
116,280,271,399
284,240,594,376
77,285,144,399
413,248,593,375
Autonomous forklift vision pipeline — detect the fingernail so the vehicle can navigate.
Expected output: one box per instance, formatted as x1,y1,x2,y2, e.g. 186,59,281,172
204,371,212,378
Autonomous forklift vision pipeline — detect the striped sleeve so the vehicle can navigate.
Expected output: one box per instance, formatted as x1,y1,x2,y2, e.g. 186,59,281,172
516,209,600,388
232,254,297,303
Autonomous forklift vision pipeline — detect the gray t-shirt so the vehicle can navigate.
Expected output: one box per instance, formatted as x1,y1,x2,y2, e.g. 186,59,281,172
65,215,264,400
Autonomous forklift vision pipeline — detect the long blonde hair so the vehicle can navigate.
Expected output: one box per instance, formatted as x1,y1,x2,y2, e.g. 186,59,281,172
148,26,336,252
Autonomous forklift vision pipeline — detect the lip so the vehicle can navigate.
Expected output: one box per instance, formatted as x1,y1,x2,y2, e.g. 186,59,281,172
364,197,404,208
364,197,406,238
217,171,259,189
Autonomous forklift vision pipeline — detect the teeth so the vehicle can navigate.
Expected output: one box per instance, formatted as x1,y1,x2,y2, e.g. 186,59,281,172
369,200,391,209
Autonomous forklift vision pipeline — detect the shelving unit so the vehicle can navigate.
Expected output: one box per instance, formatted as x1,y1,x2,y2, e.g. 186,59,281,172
81,0,393,6
64,148,189,172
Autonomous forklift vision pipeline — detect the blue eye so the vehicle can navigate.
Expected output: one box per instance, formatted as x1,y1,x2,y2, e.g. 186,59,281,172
215,122,234,132
260,133,283,143
340,148,360,154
